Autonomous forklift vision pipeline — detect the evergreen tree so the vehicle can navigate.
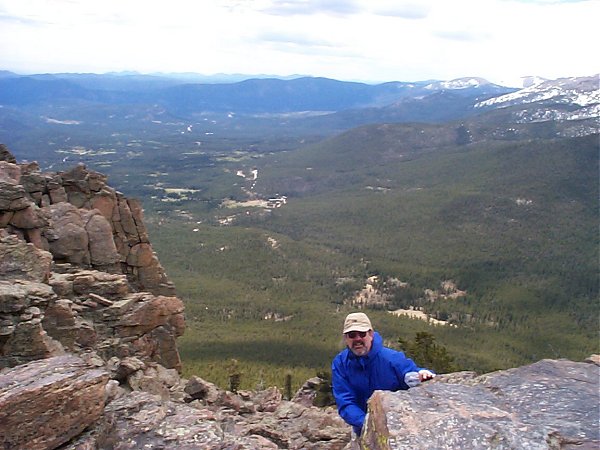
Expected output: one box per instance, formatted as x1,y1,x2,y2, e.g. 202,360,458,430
398,332,458,374
313,371,336,407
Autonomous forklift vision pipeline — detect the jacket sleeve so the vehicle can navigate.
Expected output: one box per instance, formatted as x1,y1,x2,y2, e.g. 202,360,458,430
331,358,366,430
390,351,424,389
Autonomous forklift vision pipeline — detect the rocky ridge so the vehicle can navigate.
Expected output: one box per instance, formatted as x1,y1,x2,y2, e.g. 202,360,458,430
1,144,598,449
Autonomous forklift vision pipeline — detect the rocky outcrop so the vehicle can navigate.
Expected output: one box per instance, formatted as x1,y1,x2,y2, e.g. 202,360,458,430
1,145,185,370
0,228,185,370
361,358,600,449
0,150,173,295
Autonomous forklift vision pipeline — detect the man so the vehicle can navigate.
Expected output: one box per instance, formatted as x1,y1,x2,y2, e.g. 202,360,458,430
331,312,435,435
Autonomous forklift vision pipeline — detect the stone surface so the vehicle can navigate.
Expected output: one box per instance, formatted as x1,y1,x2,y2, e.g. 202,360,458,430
83,210,120,266
0,143,17,163
0,230,52,282
361,359,600,450
44,202,90,265
63,391,276,450
0,354,109,450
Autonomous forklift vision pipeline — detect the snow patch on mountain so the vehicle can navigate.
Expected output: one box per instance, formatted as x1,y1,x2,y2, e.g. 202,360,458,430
498,76,548,89
475,75,600,110
425,77,491,90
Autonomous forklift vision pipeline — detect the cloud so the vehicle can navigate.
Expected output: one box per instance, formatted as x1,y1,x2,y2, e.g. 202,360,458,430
0,12,44,26
262,0,362,16
434,30,492,42
0,0,597,83
370,2,430,19
501,0,590,3
257,30,338,48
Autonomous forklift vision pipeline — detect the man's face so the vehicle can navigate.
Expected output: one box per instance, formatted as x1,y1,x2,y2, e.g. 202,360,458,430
344,329,373,356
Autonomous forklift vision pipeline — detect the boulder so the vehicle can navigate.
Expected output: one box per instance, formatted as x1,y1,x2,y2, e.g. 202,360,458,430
44,202,90,265
0,180,29,211
82,210,120,266
0,230,52,282
185,375,222,404
114,294,185,339
0,143,17,163
0,280,65,368
361,358,600,449
0,354,109,450
9,204,45,229
243,399,350,449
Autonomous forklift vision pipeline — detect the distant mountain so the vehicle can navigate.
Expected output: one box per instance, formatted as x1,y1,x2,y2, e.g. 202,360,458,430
148,72,307,84
0,72,512,113
3,72,595,124
476,75,598,108
0,77,92,105
423,77,509,94
254,110,598,198
474,75,600,129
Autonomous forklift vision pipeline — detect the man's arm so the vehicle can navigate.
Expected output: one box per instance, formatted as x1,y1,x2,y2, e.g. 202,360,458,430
331,361,366,430
390,350,435,388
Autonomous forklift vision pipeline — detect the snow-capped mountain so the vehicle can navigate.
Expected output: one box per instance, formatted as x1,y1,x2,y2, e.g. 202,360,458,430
474,75,600,128
425,77,500,90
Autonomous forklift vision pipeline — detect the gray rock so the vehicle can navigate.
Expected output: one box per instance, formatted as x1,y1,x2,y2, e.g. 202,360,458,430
0,143,17,163
44,202,90,265
83,210,120,266
65,390,268,449
362,359,600,449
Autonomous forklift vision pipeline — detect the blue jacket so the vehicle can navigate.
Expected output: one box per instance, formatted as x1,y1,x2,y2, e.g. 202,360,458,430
331,331,422,433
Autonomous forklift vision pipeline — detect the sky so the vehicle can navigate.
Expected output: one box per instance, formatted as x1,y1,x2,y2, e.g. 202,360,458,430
0,0,598,85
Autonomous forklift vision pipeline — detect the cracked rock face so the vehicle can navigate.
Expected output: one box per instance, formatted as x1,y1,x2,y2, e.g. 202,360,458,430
0,234,185,370
0,354,109,450
1,147,184,371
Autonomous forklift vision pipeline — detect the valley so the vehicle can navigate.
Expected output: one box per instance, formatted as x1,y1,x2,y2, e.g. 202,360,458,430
1,72,598,392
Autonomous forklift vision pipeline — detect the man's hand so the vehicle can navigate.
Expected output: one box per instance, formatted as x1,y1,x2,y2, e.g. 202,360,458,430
418,369,436,381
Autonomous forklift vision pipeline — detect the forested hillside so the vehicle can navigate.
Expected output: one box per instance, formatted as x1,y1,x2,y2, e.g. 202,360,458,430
147,123,598,390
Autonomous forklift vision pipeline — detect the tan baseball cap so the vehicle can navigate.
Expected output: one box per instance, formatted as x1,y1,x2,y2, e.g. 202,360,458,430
343,312,372,334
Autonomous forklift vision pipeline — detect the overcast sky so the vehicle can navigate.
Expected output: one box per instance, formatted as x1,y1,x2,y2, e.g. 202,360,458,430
0,0,597,85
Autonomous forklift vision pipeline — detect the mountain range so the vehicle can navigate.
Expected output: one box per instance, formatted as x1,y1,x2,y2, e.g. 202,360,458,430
0,71,512,112
1,71,597,168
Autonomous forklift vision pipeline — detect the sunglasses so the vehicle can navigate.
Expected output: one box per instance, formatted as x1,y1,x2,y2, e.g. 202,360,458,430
346,331,367,339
